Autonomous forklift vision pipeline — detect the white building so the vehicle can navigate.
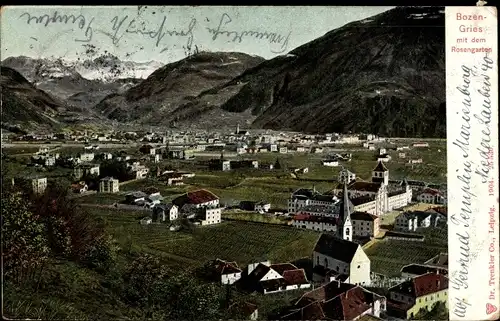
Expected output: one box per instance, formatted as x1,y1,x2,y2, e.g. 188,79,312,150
322,160,339,167
417,188,446,204
338,167,356,184
212,259,242,285
99,177,119,193
32,177,47,194
246,261,311,294
312,233,371,286
152,204,179,222
173,189,222,225
79,152,95,162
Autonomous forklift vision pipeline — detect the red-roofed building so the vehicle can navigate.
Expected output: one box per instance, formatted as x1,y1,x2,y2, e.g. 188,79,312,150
387,272,448,319
212,259,242,285
173,189,222,225
280,281,386,320
244,261,311,294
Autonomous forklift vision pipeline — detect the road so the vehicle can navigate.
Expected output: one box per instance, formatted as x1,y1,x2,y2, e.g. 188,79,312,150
79,203,151,211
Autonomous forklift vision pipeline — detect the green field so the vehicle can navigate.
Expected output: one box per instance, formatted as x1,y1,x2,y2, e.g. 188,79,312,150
90,208,321,269
364,228,448,277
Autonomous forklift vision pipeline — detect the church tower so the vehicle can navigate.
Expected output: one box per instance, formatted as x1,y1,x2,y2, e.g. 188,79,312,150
371,161,389,186
339,183,353,242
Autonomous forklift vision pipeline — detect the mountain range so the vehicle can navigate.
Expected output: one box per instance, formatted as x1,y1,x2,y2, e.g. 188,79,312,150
1,6,446,137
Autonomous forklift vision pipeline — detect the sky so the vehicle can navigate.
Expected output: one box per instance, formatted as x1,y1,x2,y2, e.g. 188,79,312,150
1,6,393,63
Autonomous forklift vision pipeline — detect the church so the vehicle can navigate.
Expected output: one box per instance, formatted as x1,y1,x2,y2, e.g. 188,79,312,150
290,161,412,236
335,161,412,216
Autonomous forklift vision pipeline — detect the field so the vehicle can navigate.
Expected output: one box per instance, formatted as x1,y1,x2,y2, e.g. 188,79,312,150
364,228,448,277
90,208,321,269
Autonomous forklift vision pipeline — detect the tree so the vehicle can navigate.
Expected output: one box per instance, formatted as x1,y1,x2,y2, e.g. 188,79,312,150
2,193,50,284
122,253,170,306
274,157,282,170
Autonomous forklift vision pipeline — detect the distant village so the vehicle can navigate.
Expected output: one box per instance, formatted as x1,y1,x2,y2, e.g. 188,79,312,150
3,126,449,320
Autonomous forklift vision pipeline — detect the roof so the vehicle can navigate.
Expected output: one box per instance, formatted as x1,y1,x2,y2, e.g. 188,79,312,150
350,195,376,206
400,264,448,277
350,211,378,221
313,234,360,264
348,181,381,193
172,189,219,207
420,188,443,196
282,269,309,285
390,272,448,298
143,186,160,195
100,176,117,181
288,282,384,321
269,263,298,275
214,259,242,275
293,214,339,225
373,161,388,172
126,191,148,199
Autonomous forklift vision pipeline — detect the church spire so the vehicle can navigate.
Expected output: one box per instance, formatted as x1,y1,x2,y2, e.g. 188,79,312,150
340,183,353,241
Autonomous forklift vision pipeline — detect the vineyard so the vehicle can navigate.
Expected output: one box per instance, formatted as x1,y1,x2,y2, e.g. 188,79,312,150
89,208,321,269
364,228,447,276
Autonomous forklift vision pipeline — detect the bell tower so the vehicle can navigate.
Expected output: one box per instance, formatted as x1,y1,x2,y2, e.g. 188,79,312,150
372,161,389,186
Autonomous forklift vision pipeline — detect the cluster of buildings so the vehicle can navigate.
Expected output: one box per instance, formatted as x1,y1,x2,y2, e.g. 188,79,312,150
140,189,223,227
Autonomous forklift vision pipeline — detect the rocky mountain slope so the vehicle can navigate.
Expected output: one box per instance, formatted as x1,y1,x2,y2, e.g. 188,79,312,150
176,6,446,137
1,66,69,129
0,66,107,132
94,52,265,125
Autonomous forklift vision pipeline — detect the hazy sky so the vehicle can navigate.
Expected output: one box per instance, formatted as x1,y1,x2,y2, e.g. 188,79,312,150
1,6,393,63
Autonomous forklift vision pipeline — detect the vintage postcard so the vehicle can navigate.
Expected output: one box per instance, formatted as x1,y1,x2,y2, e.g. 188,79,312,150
0,5,497,321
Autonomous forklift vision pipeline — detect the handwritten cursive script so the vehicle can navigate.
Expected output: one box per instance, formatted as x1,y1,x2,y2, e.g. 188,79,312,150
107,15,197,53
207,13,291,54
450,54,496,319
473,56,494,183
19,11,94,42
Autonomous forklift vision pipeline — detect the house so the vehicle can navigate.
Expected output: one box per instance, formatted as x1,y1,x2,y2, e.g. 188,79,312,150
162,172,184,186
394,211,432,232
280,281,386,320
212,259,242,285
399,152,406,158
152,204,179,222
73,164,100,180
417,188,446,204
338,168,356,184
31,177,47,194
130,164,149,179
279,146,288,154
412,142,429,148
387,273,448,319
312,234,371,286
228,302,258,321
71,181,88,193
140,217,152,225
79,152,95,162
125,191,148,205
245,261,311,294
400,264,448,278
322,159,339,167
377,154,391,162
173,189,220,209
350,211,380,238
139,144,156,155
99,177,119,193
173,189,222,225
239,201,271,213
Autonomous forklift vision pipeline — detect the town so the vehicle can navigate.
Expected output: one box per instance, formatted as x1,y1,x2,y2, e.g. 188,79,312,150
2,126,449,320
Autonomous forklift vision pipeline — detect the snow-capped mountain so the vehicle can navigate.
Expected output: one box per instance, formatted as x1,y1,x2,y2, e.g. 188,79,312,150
1,55,162,109
2,55,163,84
